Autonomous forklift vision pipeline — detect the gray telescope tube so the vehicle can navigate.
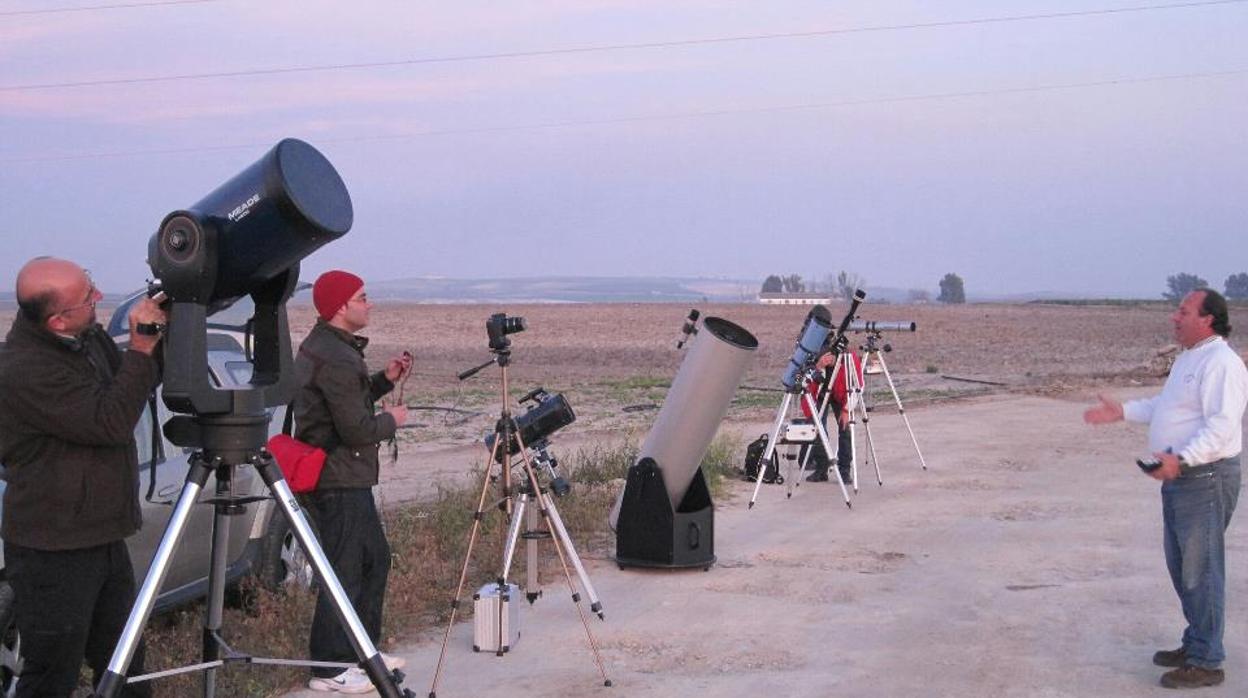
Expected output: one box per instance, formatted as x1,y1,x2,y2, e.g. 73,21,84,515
609,316,757,529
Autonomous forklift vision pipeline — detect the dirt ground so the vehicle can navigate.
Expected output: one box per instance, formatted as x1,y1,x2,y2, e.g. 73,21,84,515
288,387,1248,698
276,301,1245,698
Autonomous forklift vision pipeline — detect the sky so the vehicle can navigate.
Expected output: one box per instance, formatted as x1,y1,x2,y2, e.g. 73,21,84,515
1,0,1245,299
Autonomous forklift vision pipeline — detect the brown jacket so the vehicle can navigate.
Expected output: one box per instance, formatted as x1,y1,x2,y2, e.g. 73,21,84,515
0,314,159,550
293,321,396,489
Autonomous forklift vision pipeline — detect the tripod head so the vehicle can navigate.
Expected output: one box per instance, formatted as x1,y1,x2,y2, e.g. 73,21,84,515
516,438,572,497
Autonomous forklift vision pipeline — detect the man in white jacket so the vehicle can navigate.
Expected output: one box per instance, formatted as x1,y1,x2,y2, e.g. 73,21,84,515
1085,289,1247,689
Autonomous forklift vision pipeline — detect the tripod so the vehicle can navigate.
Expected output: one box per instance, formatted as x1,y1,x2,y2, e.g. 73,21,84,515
799,350,884,490
500,440,604,618
94,414,411,698
429,348,611,697
859,331,928,471
748,365,852,509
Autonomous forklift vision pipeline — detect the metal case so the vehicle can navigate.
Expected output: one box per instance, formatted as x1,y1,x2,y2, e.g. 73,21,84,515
472,582,521,654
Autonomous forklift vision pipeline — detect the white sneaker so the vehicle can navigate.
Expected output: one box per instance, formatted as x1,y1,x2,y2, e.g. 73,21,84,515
308,668,376,694
380,652,407,671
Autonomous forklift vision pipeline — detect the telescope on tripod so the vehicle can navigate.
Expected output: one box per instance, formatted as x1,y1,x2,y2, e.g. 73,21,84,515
429,315,611,698
95,139,414,698
749,291,866,510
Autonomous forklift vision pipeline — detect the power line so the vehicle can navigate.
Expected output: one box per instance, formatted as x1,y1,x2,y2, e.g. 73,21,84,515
3,67,1243,165
0,0,219,16
2,0,1245,92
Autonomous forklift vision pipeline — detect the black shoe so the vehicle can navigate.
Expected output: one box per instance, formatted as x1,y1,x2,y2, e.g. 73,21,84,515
1154,647,1187,668
1160,664,1224,689
838,469,854,486
805,471,829,482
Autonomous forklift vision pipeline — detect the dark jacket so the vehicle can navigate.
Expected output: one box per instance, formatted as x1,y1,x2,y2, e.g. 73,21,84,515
0,314,160,550
293,321,396,490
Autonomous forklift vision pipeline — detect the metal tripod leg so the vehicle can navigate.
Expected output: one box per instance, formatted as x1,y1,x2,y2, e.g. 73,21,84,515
429,438,507,697
843,352,883,489
96,454,408,698
875,353,928,470
524,496,541,603
540,493,604,619
499,492,528,584
202,466,233,697
800,391,851,508
514,454,612,687
96,454,213,698
749,392,792,509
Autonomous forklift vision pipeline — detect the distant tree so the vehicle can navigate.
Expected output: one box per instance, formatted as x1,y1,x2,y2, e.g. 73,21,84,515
836,271,865,300
1163,272,1208,301
1224,272,1248,300
938,273,965,304
907,288,931,303
761,275,783,293
781,274,805,293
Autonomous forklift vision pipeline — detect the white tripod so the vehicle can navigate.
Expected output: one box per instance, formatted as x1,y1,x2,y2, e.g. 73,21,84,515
857,331,928,471
749,364,852,509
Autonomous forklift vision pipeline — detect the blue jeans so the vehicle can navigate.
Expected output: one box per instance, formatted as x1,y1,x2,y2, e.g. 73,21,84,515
1161,455,1241,669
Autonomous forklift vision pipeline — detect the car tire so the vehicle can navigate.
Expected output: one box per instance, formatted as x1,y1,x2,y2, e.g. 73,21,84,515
0,581,22,698
257,510,314,591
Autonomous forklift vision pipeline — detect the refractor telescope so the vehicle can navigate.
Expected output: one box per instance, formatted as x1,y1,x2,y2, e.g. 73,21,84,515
848,320,916,333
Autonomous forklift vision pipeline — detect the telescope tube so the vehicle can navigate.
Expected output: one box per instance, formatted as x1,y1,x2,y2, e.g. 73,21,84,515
609,316,757,528
848,320,916,333
780,305,832,392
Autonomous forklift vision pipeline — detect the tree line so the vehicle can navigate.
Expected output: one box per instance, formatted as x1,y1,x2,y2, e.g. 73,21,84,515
760,272,967,303
1165,272,1248,301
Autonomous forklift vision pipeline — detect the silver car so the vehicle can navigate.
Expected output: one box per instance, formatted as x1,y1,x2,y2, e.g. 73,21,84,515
0,292,311,694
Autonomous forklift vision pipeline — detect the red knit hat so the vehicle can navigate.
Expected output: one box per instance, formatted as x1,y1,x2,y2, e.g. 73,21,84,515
313,270,364,321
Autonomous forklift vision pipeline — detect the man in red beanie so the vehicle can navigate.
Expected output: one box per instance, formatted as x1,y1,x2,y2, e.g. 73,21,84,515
296,270,411,693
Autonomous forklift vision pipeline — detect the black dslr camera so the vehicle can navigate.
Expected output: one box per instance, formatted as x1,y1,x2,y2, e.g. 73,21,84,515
486,312,525,352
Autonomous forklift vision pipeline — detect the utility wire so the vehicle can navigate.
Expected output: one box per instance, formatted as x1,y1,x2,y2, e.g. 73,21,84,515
0,0,218,16
3,67,1243,164
1,0,1245,91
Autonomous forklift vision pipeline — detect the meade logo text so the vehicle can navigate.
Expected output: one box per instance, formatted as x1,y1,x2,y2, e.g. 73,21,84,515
227,193,262,223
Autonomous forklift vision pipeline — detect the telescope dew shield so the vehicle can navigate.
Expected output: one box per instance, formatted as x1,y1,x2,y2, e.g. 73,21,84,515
780,305,832,392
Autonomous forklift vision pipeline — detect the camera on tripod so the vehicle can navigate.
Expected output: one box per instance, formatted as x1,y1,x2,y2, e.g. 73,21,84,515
486,312,526,352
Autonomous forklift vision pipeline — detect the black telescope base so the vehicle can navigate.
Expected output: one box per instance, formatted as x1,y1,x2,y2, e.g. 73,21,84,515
615,458,715,571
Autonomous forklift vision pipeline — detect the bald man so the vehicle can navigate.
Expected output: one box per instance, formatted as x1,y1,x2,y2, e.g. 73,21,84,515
0,257,164,697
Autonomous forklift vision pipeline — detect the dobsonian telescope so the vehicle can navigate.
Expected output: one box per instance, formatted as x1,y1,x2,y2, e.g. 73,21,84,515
95,139,413,698
611,312,758,570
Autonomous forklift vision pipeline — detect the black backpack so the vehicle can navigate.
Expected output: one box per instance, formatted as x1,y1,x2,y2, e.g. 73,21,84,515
742,433,783,484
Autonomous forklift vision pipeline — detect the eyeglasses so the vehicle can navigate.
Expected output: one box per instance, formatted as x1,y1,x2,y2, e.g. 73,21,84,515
51,271,98,319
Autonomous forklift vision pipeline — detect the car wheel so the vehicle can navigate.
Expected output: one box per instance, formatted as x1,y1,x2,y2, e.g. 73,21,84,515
0,581,22,697
258,511,314,591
